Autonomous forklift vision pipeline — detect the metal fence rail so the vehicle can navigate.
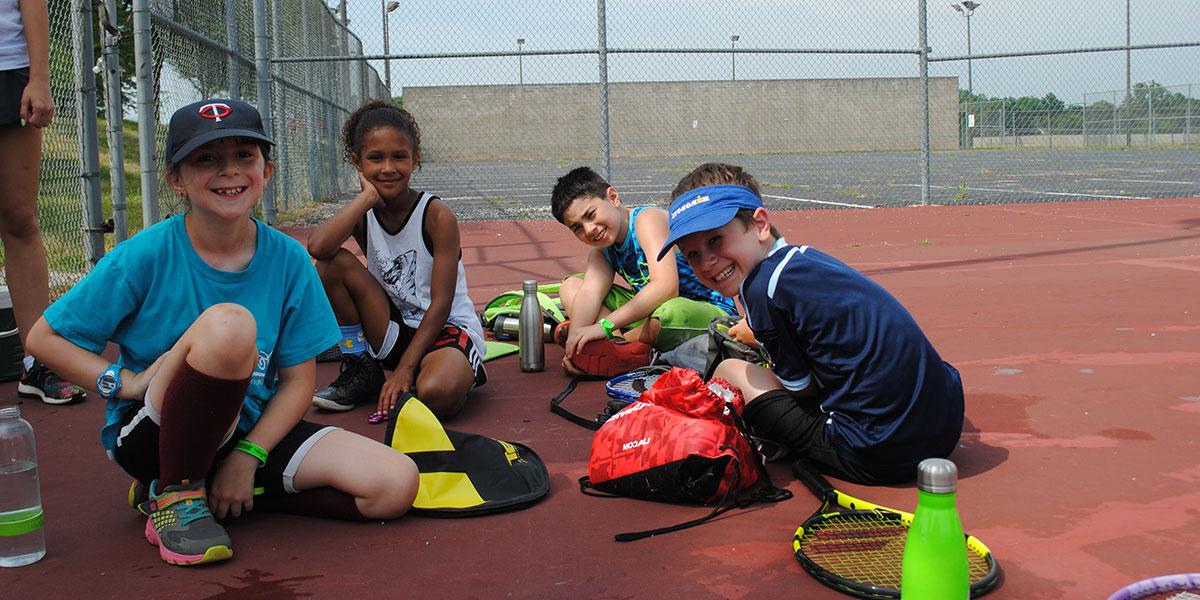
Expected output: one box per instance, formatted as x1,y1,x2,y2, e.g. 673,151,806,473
4,1,1198,294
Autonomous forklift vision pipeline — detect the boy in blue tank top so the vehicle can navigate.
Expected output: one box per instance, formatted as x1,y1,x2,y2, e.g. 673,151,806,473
658,163,964,485
550,167,736,374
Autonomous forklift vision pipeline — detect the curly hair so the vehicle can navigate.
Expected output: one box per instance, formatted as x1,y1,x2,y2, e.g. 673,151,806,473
340,99,422,168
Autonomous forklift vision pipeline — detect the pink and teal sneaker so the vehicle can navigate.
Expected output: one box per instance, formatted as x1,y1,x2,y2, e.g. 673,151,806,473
143,480,232,566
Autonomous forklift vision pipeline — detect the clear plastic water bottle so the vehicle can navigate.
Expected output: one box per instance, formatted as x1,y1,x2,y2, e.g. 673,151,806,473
518,280,544,372
0,406,45,567
901,458,968,599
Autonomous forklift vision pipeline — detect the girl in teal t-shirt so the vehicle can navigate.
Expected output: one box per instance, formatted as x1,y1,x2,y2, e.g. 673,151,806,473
27,99,419,567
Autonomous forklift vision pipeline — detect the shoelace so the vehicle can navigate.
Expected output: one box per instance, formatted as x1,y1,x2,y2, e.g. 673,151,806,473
331,357,367,388
170,495,214,527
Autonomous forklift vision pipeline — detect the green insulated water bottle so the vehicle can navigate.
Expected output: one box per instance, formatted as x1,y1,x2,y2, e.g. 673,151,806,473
901,458,968,599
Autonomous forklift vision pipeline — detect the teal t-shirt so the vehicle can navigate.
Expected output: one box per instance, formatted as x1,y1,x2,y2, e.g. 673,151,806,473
43,214,341,452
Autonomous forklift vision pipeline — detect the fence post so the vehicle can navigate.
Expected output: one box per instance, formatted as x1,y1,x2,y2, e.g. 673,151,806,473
349,37,362,107
1112,90,1117,144
226,0,240,99
917,0,929,206
71,0,105,264
1187,84,1192,150
1082,94,1088,146
253,0,276,223
270,0,289,210
322,15,338,195
300,0,317,202
1147,86,1154,145
100,0,126,242
132,0,158,225
596,0,611,182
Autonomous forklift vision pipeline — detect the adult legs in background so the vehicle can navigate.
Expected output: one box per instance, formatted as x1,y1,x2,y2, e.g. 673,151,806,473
0,116,85,404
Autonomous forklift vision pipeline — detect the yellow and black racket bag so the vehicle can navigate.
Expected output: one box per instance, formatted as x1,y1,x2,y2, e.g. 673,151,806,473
383,394,549,516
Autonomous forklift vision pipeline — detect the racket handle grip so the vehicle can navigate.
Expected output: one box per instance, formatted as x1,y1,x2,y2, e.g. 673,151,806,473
792,459,836,499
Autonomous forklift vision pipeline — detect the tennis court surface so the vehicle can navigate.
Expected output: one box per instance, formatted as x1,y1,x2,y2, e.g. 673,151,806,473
4,196,1198,599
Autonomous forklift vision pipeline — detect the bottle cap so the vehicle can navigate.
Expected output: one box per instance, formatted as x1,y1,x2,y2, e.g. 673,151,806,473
522,279,538,292
916,458,958,494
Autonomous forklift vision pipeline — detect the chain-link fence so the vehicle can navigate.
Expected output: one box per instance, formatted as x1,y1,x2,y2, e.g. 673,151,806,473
147,0,383,221
7,1,1200,294
6,0,90,297
330,0,1198,217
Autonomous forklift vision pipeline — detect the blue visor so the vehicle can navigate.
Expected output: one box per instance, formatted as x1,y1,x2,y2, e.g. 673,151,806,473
657,185,763,261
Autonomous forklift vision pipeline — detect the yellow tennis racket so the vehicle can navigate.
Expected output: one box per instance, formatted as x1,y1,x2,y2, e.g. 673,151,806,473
791,460,1000,598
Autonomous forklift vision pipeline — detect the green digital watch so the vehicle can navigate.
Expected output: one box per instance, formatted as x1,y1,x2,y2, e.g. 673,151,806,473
599,318,617,339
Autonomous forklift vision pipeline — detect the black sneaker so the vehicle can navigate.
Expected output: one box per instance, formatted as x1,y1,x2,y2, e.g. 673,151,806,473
315,343,343,363
18,360,86,405
311,353,384,411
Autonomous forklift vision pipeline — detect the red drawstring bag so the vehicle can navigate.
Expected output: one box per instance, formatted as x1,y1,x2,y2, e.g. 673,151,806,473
580,367,791,540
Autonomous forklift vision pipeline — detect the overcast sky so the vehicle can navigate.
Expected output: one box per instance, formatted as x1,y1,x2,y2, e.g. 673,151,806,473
331,1,1198,103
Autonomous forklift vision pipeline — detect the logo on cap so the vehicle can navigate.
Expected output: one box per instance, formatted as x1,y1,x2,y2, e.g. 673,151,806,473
198,102,233,122
670,195,710,219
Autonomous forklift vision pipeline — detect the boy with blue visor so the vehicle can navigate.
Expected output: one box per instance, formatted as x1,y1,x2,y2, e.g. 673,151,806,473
659,163,963,484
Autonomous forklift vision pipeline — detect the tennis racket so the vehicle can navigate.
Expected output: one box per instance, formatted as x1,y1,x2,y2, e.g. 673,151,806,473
791,461,1000,599
605,365,670,402
1107,574,1200,600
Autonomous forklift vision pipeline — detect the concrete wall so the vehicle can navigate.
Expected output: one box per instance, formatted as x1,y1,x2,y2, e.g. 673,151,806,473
405,77,960,162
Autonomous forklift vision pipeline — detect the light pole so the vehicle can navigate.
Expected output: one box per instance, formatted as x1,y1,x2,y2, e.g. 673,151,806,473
730,35,739,81
382,0,399,96
517,38,525,84
951,1,980,147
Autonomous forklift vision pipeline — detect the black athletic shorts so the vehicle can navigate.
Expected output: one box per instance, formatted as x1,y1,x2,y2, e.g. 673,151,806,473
370,295,487,387
112,402,337,496
0,68,29,128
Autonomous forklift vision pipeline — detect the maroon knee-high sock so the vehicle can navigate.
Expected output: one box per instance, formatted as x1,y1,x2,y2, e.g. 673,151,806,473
257,487,367,521
158,360,249,486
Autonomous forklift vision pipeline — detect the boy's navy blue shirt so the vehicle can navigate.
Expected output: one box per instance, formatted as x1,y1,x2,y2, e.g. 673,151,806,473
739,239,963,471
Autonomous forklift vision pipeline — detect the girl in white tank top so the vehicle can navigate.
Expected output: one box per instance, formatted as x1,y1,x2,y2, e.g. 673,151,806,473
307,100,485,421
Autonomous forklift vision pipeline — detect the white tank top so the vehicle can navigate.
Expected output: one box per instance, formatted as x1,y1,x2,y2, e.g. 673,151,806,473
0,0,30,70
364,192,485,351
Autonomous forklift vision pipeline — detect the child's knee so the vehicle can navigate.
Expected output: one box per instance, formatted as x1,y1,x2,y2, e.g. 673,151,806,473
191,304,258,372
315,247,360,281
420,385,468,420
373,453,419,519
558,274,583,303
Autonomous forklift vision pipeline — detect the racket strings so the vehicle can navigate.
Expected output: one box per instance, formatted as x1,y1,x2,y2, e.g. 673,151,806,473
798,512,995,588
609,368,666,398
800,513,907,587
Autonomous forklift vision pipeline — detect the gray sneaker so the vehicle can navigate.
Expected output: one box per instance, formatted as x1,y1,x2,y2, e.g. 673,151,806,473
143,480,232,566
312,353,385,411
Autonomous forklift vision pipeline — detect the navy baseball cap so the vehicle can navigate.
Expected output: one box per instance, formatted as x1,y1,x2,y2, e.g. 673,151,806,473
164,98,274,164
656,184,764,261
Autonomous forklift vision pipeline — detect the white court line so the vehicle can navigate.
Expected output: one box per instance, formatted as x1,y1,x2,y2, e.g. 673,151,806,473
1086,178,1196,185
893,183,1150,200
763,194,874,209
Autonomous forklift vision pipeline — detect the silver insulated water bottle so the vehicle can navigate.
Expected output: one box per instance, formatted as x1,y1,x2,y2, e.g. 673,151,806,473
518,280,545,372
